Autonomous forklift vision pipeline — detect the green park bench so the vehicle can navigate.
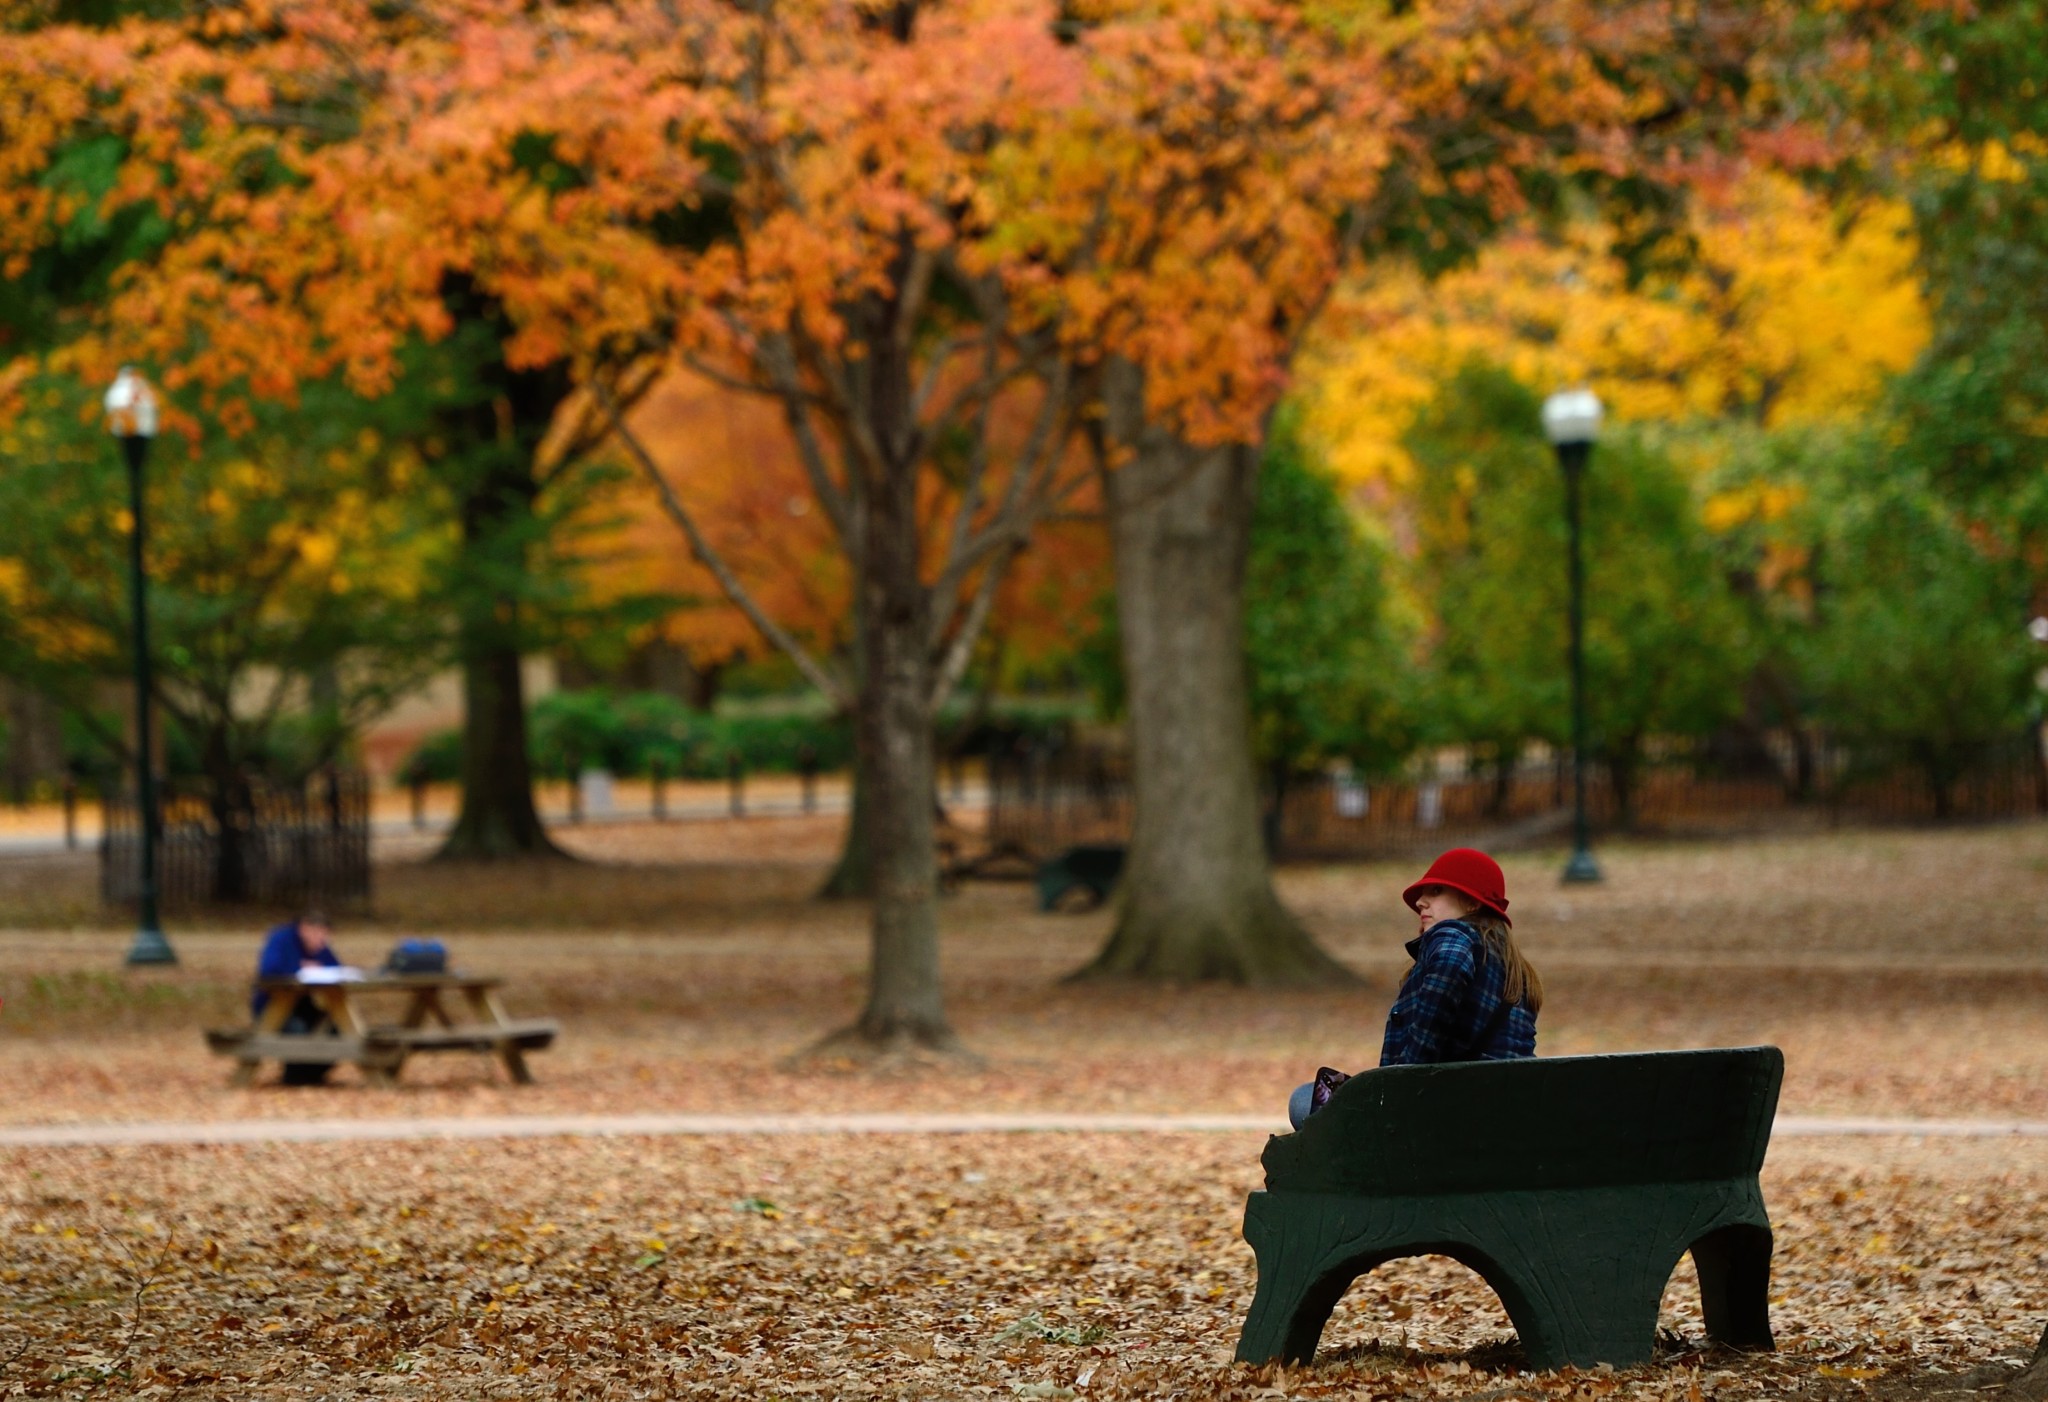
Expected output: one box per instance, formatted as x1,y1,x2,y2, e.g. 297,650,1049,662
1034,843,1125,912
1236,1045,1783,1371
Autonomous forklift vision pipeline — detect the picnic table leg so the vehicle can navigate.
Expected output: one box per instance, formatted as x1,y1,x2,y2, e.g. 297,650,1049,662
322,988,400,1088
232,995,298,1087
399,987,435,1030
466,986,536,1086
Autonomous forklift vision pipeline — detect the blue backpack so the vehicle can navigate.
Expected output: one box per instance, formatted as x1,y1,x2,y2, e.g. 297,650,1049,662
383,938,448,975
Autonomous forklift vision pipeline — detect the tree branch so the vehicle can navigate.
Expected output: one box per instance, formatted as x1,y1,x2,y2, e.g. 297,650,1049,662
753,333,859,547
595,383,851,709
929,539,1018,713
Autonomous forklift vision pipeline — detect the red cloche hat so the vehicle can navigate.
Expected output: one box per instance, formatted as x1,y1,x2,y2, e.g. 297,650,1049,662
1402,847,1511,926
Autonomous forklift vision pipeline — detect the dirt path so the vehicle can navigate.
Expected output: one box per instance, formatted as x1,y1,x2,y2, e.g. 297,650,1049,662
3,1111,2047,1148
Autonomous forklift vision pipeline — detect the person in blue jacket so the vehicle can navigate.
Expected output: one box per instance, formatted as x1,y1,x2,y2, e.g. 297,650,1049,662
253,911,342,1085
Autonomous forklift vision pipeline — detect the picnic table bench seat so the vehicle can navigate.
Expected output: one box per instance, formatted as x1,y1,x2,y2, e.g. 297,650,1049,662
361,1019,558,1054
1236,1046,1784,1371
204,1027,397,1071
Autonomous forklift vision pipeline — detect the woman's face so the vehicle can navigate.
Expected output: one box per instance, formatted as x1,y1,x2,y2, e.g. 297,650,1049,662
1411,885,1476,933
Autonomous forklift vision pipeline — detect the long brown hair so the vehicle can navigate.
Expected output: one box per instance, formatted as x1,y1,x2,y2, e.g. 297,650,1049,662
1465,910,1543,1013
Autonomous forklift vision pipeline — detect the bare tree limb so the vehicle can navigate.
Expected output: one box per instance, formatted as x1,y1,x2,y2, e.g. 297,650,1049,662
909,333,968,422
929,357,1074,628
936,322,1004,600
594,383,851,709
783,316,891,482
929,540,1018,713
754,332,859,547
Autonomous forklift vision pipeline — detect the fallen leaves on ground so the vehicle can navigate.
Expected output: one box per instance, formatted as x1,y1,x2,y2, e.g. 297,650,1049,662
0,1137,2041,1400
3,820,2046,1126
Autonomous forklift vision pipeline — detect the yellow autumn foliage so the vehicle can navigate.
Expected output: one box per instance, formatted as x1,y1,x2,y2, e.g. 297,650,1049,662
1303,173,1929,488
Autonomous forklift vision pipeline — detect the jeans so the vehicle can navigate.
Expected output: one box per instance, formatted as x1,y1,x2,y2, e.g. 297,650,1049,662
1287,1081,1314,1131
279,996,336,1086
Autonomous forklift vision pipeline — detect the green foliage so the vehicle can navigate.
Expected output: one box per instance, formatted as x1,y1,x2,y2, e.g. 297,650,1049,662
1403,363,1752,804
402,689,1093,783
1245,415,1419,777
0,370,449,786
407,692,855,782
0,133,171,353
1794,463,2037,806
396,729,466,787
1071,595,1125,723
1884,1,2048,571
1402,364,1569,767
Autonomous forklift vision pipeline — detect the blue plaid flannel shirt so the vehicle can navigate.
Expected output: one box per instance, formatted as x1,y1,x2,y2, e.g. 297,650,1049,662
1378,918,1537,1066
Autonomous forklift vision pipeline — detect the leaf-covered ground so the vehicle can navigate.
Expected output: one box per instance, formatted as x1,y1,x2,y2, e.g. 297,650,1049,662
1,823,2044,1126
1,1135,2043,1400
1,823,2044,1397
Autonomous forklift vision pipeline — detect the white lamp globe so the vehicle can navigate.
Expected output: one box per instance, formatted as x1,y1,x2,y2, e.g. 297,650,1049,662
104,367,159,439
1541,388,1603,447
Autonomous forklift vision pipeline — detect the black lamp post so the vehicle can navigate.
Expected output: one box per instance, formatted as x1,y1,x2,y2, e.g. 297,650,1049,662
1543,387,1604,885
106,368,175,965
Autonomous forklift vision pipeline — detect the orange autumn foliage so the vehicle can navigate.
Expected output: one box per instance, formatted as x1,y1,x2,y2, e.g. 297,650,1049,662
590,370,1107,685
604,377,851,673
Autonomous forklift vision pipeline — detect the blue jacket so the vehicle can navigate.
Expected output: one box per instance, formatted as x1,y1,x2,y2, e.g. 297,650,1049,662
1379,918,1537,1065
251,922,340,1017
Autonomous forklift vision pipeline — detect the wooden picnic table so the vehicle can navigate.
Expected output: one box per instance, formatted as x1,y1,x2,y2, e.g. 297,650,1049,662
205,973,558,1088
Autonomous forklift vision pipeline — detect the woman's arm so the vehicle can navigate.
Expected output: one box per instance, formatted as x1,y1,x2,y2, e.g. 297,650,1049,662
1379,928,1478,1066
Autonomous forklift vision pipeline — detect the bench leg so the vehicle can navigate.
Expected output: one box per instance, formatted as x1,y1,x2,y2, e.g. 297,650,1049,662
229,1058,260,1089
1692,1224,1774,1351
1237,1188,1762,1372
1236,1192,1378,1365
1476,1244,1668,1371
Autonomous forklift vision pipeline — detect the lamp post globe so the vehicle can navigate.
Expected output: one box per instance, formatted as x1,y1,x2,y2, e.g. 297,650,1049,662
1543,387,1604,886
105,368,176,966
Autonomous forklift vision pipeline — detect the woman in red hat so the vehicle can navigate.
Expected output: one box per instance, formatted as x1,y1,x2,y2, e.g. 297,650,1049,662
1287,847,1544,1129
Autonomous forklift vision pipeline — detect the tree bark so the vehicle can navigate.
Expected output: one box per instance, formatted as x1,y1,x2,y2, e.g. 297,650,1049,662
1076,359,1352,985
204,737,252,904
439,635,559,860
427,288,576,863
2008,1323,2048,1400
815,446,955,1051
817,748,875,899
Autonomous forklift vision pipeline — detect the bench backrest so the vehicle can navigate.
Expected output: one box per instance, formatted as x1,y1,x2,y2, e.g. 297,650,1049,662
1262,1047,1783,1197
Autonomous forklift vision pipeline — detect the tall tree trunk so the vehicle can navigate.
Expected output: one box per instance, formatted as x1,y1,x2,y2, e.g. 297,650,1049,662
204,734,252,904
819,458,954,1049
431,293,572,862
1488,747,1517,818
817,749,875,898
435,441,564,859
1077,359,1351,985
1610,736,1642,831
439,633,557,859
819,580,874,898
2009,1322,2048,1401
